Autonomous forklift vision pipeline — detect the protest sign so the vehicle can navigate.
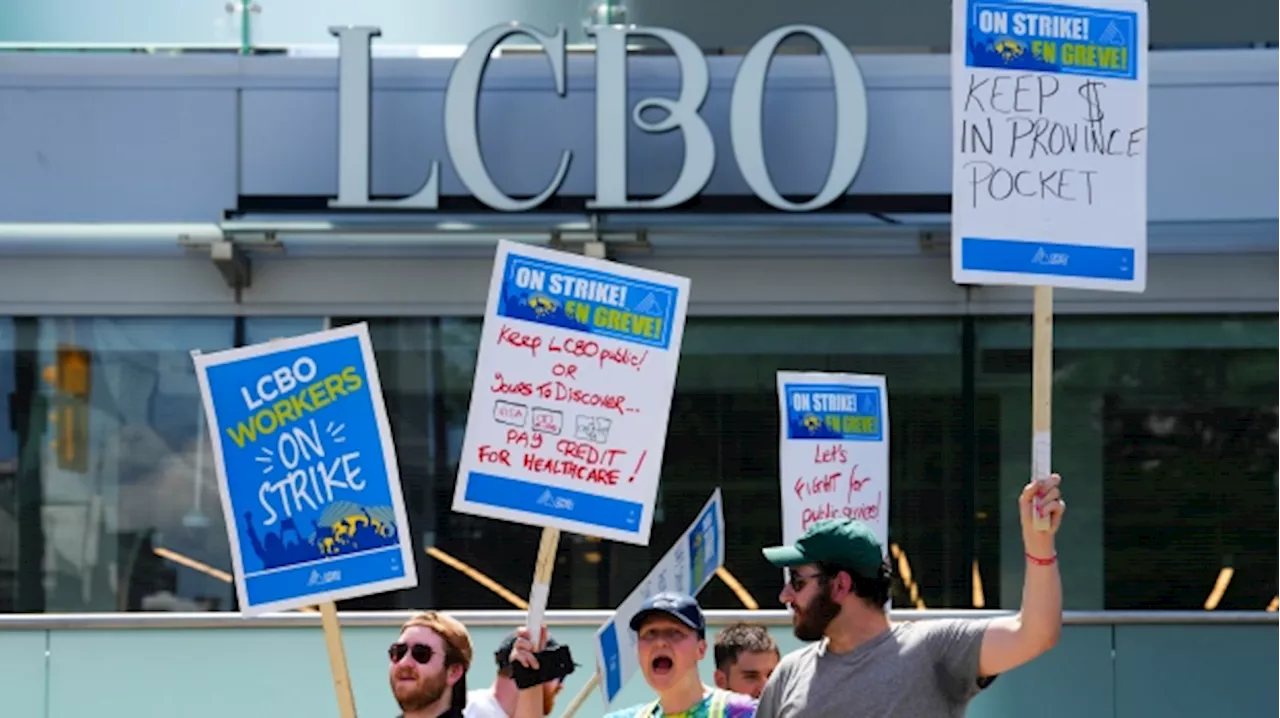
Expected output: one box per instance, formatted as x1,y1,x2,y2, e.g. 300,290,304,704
593,489,725,707
952,0,1149,530
192,323,416,616
452,240,691,547
951,0,1149,293
777,372,890,552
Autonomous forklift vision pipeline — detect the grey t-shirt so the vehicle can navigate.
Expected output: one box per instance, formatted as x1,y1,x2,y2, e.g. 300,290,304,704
755,619,994,718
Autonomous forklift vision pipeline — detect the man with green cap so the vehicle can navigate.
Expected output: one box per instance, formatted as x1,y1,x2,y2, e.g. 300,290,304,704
754,473,1066,717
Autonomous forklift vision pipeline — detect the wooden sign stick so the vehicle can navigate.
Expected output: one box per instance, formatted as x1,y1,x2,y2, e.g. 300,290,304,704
320,600,358,718
558,672,602,718
527,527,562,643
1031,286,1054,532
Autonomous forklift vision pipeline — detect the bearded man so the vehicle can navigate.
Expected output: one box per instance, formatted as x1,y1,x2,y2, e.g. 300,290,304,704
755,473,1067,718
388,610,475,718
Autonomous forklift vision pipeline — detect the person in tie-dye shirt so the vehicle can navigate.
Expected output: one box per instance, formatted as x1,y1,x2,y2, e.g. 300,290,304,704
601,592,757,718
507,593,757,718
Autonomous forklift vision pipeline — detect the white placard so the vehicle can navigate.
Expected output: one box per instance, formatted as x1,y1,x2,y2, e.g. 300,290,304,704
452,240,690,546
951,0,1149,292
777,372,890,553
594,489,725,706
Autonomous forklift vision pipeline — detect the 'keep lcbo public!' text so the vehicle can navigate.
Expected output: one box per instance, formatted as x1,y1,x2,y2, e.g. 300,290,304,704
228,356,364,449
497,324,649,371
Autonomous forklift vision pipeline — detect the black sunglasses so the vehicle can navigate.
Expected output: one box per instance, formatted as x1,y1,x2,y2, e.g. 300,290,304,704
389,642,436,664
787,569,826,593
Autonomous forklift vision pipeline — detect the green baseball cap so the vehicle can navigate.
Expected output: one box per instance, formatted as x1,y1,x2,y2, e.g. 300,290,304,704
762,519,884,578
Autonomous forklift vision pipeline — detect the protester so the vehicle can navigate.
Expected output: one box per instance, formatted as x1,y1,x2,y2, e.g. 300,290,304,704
712,622,780,699
754,473,1066,717
508,592,758,718
465,629,566,717
389,610,475,718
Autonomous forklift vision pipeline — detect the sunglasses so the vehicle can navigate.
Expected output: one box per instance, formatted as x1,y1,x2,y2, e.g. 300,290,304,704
787,570,825,593
389,642,436,665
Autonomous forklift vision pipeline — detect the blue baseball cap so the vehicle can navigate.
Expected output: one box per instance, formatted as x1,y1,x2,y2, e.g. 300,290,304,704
629,592,706,639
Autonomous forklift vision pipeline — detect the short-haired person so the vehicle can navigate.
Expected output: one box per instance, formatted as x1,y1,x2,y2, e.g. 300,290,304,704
389,610,475,718
465,630,566,717
713,623,780,699
508,592,758,718
754,473,1066,717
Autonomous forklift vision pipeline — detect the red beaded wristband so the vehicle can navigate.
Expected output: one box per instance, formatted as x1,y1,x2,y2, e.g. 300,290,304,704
1025,552,1058,566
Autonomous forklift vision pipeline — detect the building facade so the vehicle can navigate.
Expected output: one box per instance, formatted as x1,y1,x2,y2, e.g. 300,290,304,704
0,10,1276,623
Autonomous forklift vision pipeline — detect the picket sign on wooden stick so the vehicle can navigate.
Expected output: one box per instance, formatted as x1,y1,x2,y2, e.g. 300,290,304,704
194,318,418,718
450,238,692,715
948,0,1150,536
1031,286,1054,532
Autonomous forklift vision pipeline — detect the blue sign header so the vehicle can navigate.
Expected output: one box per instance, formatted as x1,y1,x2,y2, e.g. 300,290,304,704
783,384,884,441
497,254,679,351
965,0,1139,80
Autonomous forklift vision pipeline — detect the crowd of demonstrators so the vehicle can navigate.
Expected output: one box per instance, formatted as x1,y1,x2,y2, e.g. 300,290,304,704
387,472,1065,718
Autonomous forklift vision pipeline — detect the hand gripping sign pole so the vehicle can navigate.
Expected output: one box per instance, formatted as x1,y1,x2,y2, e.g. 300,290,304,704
950,0,1150,531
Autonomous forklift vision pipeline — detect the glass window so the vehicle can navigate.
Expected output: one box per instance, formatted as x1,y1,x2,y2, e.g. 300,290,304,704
976,315,1279,611
0,318,237,612
0,318,17,611
0,317,335,613
605,318,967,612
334,316,970,613
3,313,1275,613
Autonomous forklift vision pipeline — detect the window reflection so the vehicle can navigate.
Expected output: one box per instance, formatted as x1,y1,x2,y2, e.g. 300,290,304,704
22,318,237,611
977,315,1279,611
622,317,967,613
2,314,1276,613
1,319,17,611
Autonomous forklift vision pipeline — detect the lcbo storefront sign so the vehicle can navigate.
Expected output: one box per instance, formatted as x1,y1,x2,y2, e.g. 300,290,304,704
329,23,869,212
